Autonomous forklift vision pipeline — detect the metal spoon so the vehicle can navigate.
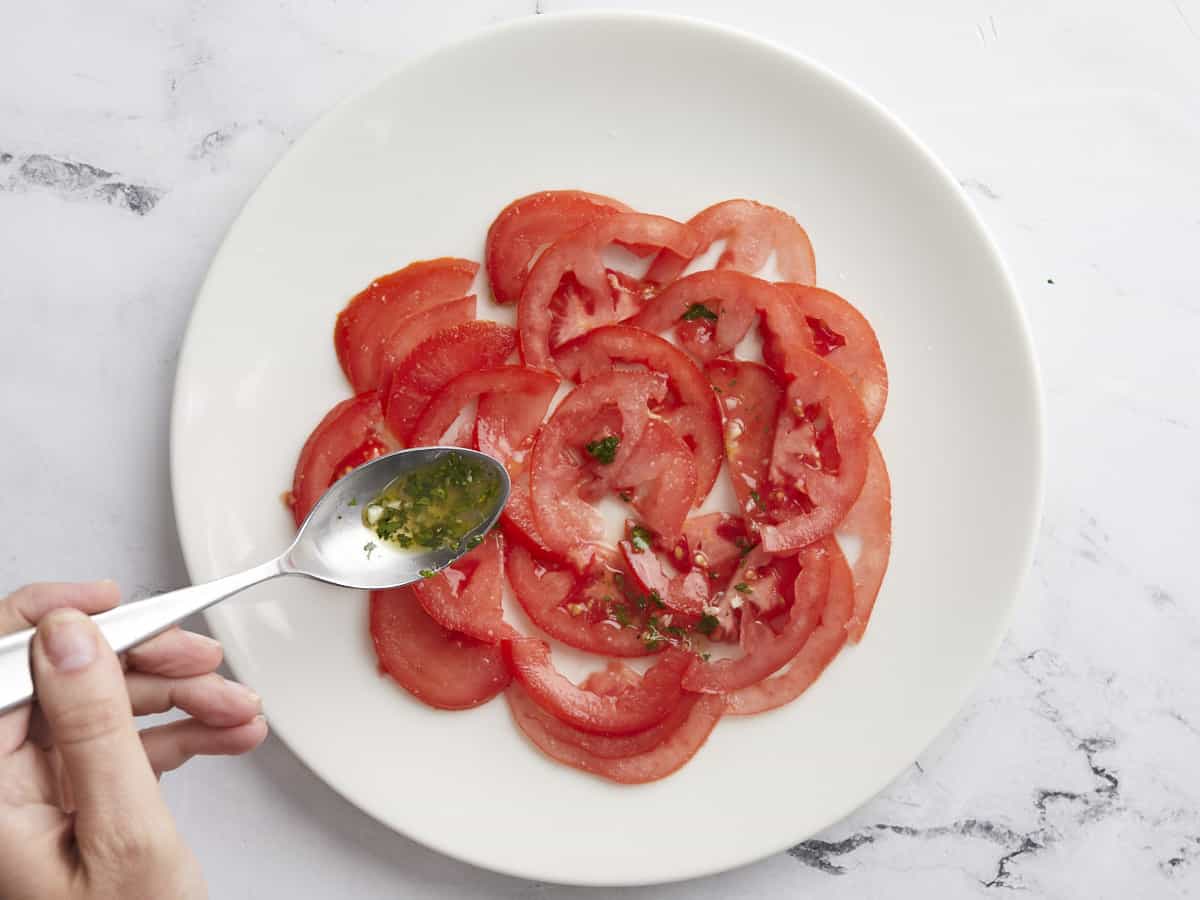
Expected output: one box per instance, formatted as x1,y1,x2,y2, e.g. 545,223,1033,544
0,447,510,715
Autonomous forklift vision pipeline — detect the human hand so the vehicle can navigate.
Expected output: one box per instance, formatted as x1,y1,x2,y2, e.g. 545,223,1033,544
0,581,268,900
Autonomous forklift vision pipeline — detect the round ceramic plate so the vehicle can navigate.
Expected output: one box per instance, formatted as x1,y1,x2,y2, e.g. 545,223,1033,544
171,11,1042,887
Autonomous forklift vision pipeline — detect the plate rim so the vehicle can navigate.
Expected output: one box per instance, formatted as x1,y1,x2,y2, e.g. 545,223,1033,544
169,9,1045,886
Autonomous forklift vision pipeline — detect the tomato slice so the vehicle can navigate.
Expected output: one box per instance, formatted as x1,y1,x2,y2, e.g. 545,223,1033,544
706,359,784,521
727,542,853,715
776,283,888,430
382,321,517,443
619,540,711,619
518,213,700,369
528,370,668,566
680,513,755,586
375,296,477,390
408,365,558,464
498,461,556,557
609,420,697,545
334,258,479,393
288,391,394,527
646,199,816,287
554,324,724,502
486,190,630,304
503,637,691,735
412,533,512,644
839,437,892,642
369,587,510,710
682,540,832,693
505,541,660,657
757,350,872,552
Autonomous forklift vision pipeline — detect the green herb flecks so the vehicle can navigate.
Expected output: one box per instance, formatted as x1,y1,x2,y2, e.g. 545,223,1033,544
681,302,718,321
734,583,751,594
585,435,620,465
363,541,377,560
418,568,436,579
629,525,653,553
695,613,720,636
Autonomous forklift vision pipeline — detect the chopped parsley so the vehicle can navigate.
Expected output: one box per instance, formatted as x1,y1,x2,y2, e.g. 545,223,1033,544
609,603,633,627
629,525,654,552
618,490,633,502
734,582,751,594
681,302,718,321
348,497,358,507
585,435,620,464
735,535,756,557
465,533,484,550
648,590,666,609
749,489,762,508
363,541,377,559
418,568,436,578
695,613,720,636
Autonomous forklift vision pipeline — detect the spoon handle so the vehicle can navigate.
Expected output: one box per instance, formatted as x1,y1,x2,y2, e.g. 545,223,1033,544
0,559,284,716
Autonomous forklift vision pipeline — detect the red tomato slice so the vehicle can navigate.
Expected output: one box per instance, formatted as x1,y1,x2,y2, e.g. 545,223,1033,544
375,296,476,390
518,213,700,369
680,513,755,586
505,541,659,657
581,661,642,696
727,542,853,715
408,365,558,463
412,533,512,644
288,391,395,527
508,686,723,783
498,461,556,557
706,359,784,521
335,258,478,393
619,540,711,619
529,370,668,566
486,190,631,304
776,283,888,430
503,637,691,735
609,420,697,545
839,437,892,643
382,321,517,443
757,351,872,552
683,540,832,694
554,324,724,502
369,587,510,710
646,199,816,286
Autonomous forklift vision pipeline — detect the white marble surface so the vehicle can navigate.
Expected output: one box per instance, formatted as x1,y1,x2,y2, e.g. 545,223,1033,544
1,1,1198,896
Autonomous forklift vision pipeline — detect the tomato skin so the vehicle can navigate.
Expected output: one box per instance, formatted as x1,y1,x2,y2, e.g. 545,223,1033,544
505,541,659,657
498,461,557,557
776,283,888,431
839,437,892,642
706,359,784,523
375,296,477,390
727,541,853,715
646,198,816,287
619,540,711,619
288,391,394,527
335,258,478,393
486,190,630,304
382,321,517,443
555,324,724,503
518,213,700,369
369,587,510,710
503,637,692,735
412,533,513,644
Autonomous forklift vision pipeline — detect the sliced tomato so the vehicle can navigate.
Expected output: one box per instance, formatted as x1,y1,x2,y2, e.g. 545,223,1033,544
619,539,711,619
382,321,516,443
505,541,659,657
518,213,700,368
757,351,872,552
680,513,755,586
839,437,892,642
609,420,697,544
486,190,630,304
581,661,642,696
498,461,556,557
412,533,512,644
683,540,832,694
727,542,853,715
288,391,394,527
646,199,816,287
408,365,558,463
334,258,478,393
706,359,784,520
554,324,723,502
776,283,888,430
369,587,510,710
529,370,668,566
503,637,691,735
375,296,476,390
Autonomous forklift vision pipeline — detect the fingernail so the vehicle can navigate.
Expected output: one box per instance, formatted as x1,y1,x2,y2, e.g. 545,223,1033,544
195,633,222,650
227,678,261,707
42,611,97,672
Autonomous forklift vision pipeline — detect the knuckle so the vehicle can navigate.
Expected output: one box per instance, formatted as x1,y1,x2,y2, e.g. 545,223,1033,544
48,694,130,747
89,818,175,868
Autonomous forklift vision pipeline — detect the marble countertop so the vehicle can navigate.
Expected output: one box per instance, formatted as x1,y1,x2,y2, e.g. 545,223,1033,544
2,1,1197,896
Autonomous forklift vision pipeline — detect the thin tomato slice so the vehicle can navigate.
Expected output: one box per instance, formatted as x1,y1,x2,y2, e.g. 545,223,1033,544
619,540,711,619
727,542,853,715
498,461,556,557
706,359,784,521
503,637,691,735
518,213,700,369
486,190,630,304
369,587,510,710
375,296,477,390
683,540,832,694
777,283,888,430
681,513,754,586
839,437,892,643
555,324,723,502
288,391,394,527
609,420,698,545
646,199,816,286
334,258,478,393
505,541,658,657
382,321,516,443
412,533,512,644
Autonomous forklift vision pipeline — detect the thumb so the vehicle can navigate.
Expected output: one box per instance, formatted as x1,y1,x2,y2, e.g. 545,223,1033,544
31,608,173,857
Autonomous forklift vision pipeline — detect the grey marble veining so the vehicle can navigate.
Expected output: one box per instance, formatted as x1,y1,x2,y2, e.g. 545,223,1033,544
1,1,1197,897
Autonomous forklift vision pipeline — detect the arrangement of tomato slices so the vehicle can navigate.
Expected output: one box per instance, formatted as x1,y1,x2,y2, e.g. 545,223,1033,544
287,191,892,784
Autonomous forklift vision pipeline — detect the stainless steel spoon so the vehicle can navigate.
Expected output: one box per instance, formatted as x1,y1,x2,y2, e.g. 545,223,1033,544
0,447,510,715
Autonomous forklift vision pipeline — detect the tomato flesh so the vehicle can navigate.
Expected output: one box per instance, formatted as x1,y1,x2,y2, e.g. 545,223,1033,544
412,533,512,644
839,437,892,642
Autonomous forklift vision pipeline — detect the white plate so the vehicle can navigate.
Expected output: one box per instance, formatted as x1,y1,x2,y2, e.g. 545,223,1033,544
171,11,1043,887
